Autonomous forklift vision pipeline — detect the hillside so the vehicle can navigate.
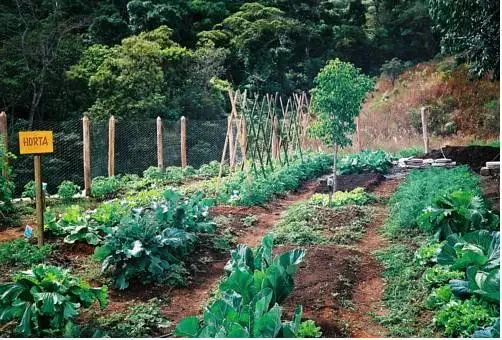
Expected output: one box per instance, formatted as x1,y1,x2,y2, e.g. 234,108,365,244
356,58,499,152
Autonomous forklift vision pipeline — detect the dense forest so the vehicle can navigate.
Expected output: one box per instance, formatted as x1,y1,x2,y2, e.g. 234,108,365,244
0,0,499,122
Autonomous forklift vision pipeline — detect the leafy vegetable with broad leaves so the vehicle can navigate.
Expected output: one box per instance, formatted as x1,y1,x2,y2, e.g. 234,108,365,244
450,267,500,303
174,235,307,338
437,231,499,270
0,265,107,337
418,191,498,241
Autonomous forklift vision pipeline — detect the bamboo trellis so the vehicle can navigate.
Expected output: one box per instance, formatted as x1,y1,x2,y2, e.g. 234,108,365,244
217,90,312,185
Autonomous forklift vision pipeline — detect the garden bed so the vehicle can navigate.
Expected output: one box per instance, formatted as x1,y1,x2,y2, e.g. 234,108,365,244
421,145,500,172
316,172,384,193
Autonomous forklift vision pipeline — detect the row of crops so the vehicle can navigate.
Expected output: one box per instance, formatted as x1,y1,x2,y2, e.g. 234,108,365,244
377,166,500,337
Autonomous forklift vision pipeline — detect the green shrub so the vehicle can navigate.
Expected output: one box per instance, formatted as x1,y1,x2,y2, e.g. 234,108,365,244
57,180,80,202
425,285,454,309
91,176,119,199
22,180,35,199
434,298,496,337
143,166,166,180
0,239,53,266
0,140,14,218
421,265,464,288
165,166,184,182
396,146,424,158
0,264,108,337
198,160,227,178
97,298,170,337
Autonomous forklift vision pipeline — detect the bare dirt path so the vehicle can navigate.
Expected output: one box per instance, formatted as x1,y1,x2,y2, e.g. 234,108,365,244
337,178,401,337
160,180,320,329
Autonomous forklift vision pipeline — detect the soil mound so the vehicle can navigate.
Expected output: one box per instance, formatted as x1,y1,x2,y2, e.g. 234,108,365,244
317,172,384,193
421,145,499,172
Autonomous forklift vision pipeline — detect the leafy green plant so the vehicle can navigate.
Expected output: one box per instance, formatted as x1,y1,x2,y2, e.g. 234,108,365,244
450,267,500,303
437,231,500,270
386,166,481,237
472,318,500,338
57,180,80,202
91,176,119,199
0,264,108,336
415,241,444,266
241,215,258,227
143,166,167,181
338,150,394,175
95,189,215,289
97,298,170,337
422,265,464,288
174,235,306,338
165,166,184,183
296,320,323,338
198,160,227,178
0,140,15,224
91,201,130,229
310,187,375,207
0,239,53,266
418,191,498,241
433,297,496,337
396,146,424,158
22,180,35,199
425,285,454,309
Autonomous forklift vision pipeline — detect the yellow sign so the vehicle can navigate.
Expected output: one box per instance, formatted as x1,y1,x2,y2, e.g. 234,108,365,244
19,131,54,155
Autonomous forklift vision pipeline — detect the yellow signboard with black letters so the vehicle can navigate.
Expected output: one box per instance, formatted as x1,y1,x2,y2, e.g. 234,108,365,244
19,131,54,155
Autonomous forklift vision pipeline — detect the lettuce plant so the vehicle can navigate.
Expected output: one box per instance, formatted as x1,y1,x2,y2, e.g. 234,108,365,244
0,265,107,337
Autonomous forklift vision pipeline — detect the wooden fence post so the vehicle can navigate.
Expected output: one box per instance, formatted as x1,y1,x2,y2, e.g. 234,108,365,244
271,116,278,159
156,116,163,168
180,116,187,168
356,116,362,152
82,116,91,196
228,116,234,169
108,116,115,177
421,107,429,154
0,111,9,178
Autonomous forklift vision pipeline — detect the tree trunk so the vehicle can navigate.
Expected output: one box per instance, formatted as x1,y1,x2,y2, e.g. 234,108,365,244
328,143,338,206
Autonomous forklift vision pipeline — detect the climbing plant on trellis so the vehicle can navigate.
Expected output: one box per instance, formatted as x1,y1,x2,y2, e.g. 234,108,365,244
218,89,312,183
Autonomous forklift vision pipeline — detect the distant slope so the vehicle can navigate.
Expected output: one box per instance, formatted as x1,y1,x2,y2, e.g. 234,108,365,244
358,58,499,146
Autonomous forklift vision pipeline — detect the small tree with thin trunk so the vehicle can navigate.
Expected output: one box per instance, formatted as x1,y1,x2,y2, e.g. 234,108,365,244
310,58,373,205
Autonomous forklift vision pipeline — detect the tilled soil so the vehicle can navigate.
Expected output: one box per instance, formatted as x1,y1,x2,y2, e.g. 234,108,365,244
316,173,385,194
421,145,500,172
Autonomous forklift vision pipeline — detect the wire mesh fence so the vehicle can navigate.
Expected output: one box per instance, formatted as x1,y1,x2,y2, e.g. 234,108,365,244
5,117,230,197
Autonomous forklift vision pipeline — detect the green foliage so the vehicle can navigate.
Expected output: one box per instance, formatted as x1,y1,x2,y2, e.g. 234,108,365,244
428,0,499,78
396,146,424,158
418,191,498,240
0,139,14,220
437,231,500,270
0,264,107,337
386,166,481,237
414,241,444,266
174,235,306,338
380,58,411,86
433,298,497,337
22,180,36,199
91,176,120,199
57,180,80,202
472,318,500,338
449,267,500,304
241,215,258,227
0,239,53,266
310,58,374,148
94,189,214,289
425,285,453,309
338,150,394,175
310,188,375,207
198,161,227,178
296,320,323,338
421,265,464,288
97,298,170,337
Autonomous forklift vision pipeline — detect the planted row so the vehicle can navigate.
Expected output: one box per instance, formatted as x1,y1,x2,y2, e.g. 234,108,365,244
175,235,321,338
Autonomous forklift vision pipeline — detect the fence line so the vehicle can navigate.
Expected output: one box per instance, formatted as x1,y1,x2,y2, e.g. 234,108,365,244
0,114,228,197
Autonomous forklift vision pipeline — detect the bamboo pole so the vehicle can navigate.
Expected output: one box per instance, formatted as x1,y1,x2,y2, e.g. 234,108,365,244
356,116,362,152
156,116,163,168
228,116,235,170
82,116,91,196
0,111,9,178
107,116,115,177
180,116,187,167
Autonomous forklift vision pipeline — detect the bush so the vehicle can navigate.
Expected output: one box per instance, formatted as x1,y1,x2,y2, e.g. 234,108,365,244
143,166,166,181
297,320,323,338
338,150,393,175
57,180,80,202
310,187,376,207
91,176,119,199
0,239,53,266
0,264,107,336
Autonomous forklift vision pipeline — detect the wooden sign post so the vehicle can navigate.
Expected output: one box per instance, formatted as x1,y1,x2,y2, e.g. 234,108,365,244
19,130,54,246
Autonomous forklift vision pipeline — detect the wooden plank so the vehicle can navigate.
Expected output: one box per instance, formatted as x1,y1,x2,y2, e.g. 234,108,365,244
180,116,187,168
421,107,429,154
0,111,9,178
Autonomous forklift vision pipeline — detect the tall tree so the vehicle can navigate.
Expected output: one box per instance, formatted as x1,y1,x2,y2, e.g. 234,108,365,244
428,0,499,79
